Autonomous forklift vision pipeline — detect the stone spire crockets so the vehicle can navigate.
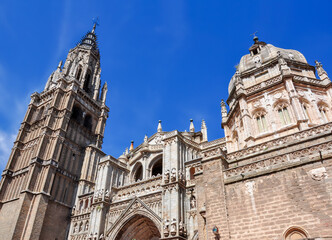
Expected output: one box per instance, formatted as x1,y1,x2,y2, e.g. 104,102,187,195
315,60,329,81
157,120,162,132
44,23,106,102
189,119,195,132
201,119,208,142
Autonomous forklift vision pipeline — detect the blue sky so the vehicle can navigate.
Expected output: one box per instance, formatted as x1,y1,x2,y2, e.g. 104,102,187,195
0,0,331,172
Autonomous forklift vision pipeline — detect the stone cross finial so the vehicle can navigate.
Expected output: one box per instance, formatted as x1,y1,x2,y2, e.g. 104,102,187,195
92,17,99,34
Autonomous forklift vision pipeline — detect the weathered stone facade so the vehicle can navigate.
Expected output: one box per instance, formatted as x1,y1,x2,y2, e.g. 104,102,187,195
0,27,332,240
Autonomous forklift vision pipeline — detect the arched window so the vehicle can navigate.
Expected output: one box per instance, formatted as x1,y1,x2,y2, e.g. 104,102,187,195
76,67,82,81
283,226,309,240
83,71,91,93
151,158,162,176
302,104,310,122
276,102,291,126
83,114,92,131
71,106,83,124
254,111,268,133
318,104,329,123
133,163,143,182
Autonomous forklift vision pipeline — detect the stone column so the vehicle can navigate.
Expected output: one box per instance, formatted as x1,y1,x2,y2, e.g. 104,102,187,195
161,135,186,240
284,78,308,130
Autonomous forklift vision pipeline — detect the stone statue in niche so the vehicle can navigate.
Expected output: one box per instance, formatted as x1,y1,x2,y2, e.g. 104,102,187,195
164,170,170,183
190,195,196,209
171,168,177,182
98,189,104,200
171,218,177,235
85,221,89,231
163,219,170,237
72,205,76,214
178,170,184,182
105,189,110,199
179,221,184,236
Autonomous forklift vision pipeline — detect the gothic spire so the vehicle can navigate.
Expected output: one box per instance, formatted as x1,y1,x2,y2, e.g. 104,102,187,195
189,119,195,132
201,119,208,142
130,140,134,151
78,23,99,53
157,120,162,132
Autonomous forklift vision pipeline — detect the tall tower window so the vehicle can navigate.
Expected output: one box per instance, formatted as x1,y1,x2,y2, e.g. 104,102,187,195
83,71,91,93
71,106,83,124
76,67,82,80
83,114,92,131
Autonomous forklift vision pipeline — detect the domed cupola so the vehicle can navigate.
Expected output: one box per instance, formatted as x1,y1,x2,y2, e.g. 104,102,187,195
228,36,309,95
222,36,332,154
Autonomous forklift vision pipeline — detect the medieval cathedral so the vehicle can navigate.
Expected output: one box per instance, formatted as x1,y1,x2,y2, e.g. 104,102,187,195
0,24,331,240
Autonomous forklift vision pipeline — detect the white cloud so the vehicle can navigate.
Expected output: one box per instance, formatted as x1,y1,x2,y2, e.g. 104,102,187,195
0,130,16,171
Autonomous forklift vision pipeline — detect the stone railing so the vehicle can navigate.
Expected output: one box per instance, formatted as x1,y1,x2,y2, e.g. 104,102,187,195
149,144,163,151
112,175,162,202
227,122,332,162
224,139,332,179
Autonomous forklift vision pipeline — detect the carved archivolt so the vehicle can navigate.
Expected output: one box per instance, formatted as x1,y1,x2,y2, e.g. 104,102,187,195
106,198,162,239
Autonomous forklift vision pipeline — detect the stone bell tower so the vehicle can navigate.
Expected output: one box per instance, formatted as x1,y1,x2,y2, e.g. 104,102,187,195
0,24,109,240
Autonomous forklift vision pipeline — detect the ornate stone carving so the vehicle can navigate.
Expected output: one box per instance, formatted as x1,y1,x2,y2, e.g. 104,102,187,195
170,218,177,235
164,169,170,183
163,219,170,237
308,167,328,181
171,168,177,182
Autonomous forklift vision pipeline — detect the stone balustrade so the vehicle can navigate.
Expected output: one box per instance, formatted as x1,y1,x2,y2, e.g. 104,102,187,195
224,122,332,180
112,175,162,202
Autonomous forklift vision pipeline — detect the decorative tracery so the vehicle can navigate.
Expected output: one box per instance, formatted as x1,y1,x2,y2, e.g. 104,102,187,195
275,102,292,126
318,103,329,123
253,110,268,133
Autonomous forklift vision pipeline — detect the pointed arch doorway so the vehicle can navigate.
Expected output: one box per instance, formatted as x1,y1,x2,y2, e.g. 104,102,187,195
115,214,161,240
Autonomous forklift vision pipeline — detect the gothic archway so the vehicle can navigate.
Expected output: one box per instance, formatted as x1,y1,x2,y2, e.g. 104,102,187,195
114,214,161,240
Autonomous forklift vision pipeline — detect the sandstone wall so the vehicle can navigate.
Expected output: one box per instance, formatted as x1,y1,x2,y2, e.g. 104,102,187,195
225,160,332,240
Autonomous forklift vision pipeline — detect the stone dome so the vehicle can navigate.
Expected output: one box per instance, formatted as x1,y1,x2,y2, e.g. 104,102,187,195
228,40,308,94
